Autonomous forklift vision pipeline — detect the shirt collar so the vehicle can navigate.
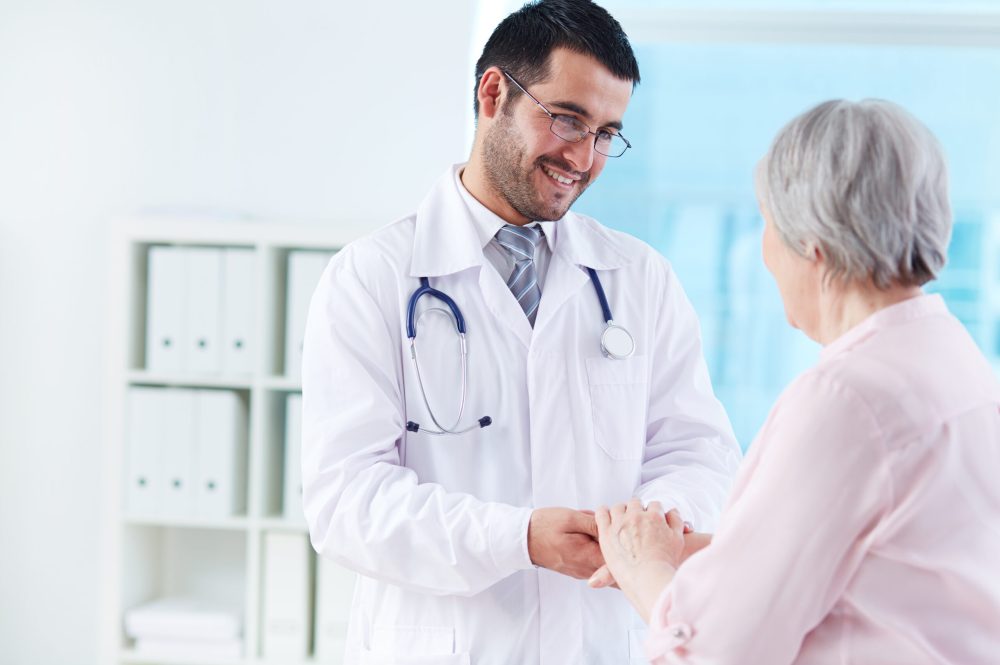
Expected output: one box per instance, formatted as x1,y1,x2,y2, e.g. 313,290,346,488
409,163,631,278
453,166,557,253
820,292,949,361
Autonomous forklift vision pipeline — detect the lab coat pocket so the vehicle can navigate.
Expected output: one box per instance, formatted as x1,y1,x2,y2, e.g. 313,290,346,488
586,355,648,461
362,626,468,665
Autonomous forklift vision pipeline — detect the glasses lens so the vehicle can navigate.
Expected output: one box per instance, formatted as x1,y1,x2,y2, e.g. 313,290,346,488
550,115,588,143
595,133,628,158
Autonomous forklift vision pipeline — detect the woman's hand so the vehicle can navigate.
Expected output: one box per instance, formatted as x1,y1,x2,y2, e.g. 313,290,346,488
592,498,686,622
588,528,712,589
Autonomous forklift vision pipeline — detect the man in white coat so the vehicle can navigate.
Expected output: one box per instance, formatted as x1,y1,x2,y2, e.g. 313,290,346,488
302,1,741,663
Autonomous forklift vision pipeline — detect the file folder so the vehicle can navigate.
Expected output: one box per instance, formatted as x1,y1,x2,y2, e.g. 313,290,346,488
126,387,166,516
285,251,334,379
146,247,186,373
283,393,304,524
221,249,255,376
161,389,198,518
184,248,224,374
262,532,313,659
314,557,357,662
195,390,248,519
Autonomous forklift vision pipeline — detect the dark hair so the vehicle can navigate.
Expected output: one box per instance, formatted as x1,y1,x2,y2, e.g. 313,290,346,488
473,0,640,117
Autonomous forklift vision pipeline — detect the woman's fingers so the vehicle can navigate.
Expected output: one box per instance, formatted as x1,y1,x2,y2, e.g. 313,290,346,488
595,505,611,534
587,564,616,589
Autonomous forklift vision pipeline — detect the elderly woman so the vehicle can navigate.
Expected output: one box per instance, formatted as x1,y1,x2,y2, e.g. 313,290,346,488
591,99,1000,664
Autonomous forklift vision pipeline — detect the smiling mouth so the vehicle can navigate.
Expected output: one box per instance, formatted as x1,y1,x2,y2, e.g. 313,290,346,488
542,165,576,186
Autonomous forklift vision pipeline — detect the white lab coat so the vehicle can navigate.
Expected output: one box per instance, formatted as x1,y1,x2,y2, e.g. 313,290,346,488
301,165,741,665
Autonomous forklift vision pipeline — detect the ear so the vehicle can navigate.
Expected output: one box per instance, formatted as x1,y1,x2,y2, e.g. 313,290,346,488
477,67,507,120
804,241,823,263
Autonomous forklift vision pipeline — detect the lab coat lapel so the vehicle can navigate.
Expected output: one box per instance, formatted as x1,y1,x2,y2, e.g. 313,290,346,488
534,214,632,334
533,250,588,336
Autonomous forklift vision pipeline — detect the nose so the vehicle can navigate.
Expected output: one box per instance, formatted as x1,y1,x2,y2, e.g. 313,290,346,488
561,135,597,174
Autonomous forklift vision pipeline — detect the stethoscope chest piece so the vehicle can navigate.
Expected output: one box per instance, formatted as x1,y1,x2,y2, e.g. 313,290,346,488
601,322,635,360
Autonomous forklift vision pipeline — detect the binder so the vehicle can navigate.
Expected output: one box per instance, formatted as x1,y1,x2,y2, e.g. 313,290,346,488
313,557,357,662
195,390,248,519
134,638,242,661
285,251,334,379
124,595,243,641
221,249,255,376
161,389,198,518
126,387,166,516
283,393,304,524
262,532,313,659
146,247,186,373
184,247,224,374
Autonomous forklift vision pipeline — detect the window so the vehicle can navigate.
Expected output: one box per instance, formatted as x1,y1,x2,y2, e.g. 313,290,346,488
476,0,1000,446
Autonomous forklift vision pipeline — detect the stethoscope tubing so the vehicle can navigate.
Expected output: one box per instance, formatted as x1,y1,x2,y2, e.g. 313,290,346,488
406,266,634,435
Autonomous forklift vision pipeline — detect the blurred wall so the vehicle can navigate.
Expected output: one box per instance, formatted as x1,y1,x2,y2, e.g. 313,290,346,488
0,2,475,663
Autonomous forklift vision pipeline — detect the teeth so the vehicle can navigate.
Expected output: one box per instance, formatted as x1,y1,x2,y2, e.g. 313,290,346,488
543,167,573,185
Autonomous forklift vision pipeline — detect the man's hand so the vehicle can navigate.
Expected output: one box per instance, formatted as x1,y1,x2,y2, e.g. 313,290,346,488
528,507,604,579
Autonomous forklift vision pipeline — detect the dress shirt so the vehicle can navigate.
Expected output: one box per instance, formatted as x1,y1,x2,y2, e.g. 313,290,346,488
646,294,1000,664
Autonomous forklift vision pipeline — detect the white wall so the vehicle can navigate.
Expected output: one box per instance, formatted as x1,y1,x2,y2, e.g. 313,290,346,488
0,2,475,663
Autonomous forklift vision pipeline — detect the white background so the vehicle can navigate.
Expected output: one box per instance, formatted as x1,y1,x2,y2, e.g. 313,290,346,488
0,2,474,663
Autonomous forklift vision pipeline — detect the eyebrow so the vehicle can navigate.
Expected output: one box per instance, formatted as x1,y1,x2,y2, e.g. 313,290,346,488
548,100,624,132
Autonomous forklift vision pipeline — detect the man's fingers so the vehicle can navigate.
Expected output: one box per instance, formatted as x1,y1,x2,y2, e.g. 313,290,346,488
572,510,599,539
665,508,685,533
647,500,663,515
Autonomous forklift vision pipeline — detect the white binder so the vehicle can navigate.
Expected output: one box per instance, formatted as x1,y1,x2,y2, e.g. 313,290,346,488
184,247,224,374
126,387,166,516
313,557,357,662
146,247,186,373
283,393,304,524
195,390,248,519
285,251,334,379
221,249,255,376
262,532,313,659
161,389,198,518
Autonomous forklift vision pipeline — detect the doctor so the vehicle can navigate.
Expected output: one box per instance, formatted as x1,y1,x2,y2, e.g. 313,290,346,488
301,1,740,663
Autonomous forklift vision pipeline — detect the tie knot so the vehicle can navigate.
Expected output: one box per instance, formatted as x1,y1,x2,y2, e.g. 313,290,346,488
497,224,542,260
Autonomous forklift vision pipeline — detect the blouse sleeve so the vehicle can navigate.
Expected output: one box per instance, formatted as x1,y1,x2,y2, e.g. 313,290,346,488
645,368,893,664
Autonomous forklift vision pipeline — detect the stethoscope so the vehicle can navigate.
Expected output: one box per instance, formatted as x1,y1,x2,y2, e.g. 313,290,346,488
405,267,635,436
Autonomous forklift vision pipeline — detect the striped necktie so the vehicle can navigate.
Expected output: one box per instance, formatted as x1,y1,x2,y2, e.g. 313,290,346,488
496,224,543,326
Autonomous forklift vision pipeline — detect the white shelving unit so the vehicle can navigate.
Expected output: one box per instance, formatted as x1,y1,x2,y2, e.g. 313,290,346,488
101,216,372,665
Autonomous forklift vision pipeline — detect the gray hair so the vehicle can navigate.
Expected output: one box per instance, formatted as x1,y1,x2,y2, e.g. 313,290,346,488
755,99,952,288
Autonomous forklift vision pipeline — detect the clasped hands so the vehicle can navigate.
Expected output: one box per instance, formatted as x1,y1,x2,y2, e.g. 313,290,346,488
528,501,709,591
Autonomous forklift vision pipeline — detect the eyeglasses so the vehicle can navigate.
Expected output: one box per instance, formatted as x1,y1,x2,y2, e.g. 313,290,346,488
501,70,631,158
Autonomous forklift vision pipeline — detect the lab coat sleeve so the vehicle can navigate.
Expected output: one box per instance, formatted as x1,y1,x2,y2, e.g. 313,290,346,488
635,259,742,531
644,370,891,664
300,252,534,597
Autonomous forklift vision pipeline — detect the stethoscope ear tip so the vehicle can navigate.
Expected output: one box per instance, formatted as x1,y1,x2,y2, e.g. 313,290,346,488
406,421,420,432
478,416,492,428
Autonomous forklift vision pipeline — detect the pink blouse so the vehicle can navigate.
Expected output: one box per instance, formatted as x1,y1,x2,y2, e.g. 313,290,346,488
647,294,1000,664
